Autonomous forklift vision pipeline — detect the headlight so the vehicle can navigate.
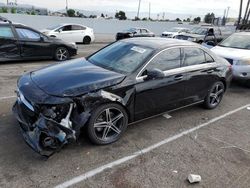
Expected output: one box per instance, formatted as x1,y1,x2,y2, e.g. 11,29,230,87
70,42,77,49
233,59,250,66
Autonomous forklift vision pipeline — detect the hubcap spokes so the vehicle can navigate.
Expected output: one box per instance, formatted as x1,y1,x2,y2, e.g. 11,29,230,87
94,108,124,141
209,84,224,105
57,49,67,60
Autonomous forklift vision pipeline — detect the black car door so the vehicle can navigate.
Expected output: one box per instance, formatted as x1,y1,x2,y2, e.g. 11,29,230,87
134,48,187,121
181,47,218,104
0,25,20,60
15,27,53,58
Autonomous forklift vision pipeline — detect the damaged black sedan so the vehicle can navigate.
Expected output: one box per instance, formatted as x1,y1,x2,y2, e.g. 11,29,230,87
13,38,232,156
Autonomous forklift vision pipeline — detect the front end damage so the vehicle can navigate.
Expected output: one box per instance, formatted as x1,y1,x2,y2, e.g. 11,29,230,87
12,89,130,157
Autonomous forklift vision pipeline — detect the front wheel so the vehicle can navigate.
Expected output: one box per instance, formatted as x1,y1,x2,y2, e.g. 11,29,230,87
54,47,69,61
87,103,128,145
83,36,91,44
203,81,225,109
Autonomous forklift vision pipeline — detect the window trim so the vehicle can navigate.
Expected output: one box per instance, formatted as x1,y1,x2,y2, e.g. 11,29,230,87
136,46,217,83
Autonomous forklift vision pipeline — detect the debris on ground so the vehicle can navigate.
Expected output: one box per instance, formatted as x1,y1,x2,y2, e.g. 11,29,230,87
247,107,250,111
162,113,172,119
188,174,201,183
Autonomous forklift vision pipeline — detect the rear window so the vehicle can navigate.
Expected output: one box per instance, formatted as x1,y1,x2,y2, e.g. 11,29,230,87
0,26,14,38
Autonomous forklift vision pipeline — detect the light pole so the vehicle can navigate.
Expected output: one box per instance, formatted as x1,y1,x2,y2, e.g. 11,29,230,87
137,0,141,19
66,0,68,11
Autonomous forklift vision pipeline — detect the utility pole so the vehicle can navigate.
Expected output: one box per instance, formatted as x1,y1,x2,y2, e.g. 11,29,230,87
225,6,230,22
6,0,9,5
237,0,243,30
66,0,68,11
148,2,151,20
137,0,141,19
243,0,250,24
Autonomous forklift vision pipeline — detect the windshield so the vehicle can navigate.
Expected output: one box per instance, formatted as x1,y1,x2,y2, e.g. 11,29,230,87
88,41,154,74
219,34,250,50
190,27,208,35
124,28,137,32
46,24,62,30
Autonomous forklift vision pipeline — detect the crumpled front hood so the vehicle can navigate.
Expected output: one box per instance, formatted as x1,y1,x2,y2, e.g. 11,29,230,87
30,59,125,97
211,46,250,60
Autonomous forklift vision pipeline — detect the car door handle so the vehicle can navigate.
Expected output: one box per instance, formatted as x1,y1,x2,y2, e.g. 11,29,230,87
174,75,184,80
206,69,214,74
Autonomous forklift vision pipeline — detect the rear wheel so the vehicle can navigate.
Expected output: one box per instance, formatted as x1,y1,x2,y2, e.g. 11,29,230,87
83,36,91,44
203,81,225,109
87,103,128,145
54,47,69,61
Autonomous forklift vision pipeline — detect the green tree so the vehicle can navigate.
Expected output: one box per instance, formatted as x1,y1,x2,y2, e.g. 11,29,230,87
67,9,75,17
204,13,215,23
115,11,127,20
193,17,201,23
176,18,181,22
11,7,16,14
101,13,105,18
1,7,8,13
31,11,36,15
187,18,191,22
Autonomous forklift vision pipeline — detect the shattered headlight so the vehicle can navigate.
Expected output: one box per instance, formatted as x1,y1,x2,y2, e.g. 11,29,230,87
234,59,250,66
41,104,71,122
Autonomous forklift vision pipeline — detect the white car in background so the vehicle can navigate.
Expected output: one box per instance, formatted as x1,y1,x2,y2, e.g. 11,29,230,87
211,32,250,87
41,23,95,44
162,27,189,38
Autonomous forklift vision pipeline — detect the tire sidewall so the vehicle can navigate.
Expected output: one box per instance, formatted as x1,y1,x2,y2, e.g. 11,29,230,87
83,36,91,44
87,103,128,145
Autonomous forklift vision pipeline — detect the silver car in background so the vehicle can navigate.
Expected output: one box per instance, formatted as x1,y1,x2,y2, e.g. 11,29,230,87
211,32,250,87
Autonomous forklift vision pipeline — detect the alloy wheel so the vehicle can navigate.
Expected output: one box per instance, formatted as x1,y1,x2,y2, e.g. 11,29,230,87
56,47,68,61
209,83,224,106
93,108,124,141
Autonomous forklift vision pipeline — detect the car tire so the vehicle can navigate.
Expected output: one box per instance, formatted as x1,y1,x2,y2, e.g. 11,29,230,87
87,103,128,145
83,36,91,44
203,81,225,109
245,80,250,88
54,47,69,61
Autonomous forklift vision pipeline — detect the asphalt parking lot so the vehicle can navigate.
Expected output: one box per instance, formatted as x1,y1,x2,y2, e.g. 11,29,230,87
0,42,250,188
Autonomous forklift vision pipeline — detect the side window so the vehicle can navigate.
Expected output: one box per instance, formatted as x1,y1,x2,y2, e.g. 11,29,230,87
62,25,72,31
146,48,181,71
183,48,206,66
141,29,148,34
16,28,40,40
72,25,86,30
0,26,14,38
205,52,214,63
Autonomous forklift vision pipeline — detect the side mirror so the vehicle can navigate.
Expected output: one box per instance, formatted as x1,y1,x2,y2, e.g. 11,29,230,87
144,69,165,80
206,41,216,46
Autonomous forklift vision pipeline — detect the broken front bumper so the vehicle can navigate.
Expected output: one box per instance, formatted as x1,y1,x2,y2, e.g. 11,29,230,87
12,101,73,157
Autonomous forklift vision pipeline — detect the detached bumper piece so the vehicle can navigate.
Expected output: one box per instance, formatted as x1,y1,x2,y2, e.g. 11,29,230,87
12,101,77,157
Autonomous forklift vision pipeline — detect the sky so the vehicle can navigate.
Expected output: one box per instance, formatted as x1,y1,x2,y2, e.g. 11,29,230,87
2,0,248,18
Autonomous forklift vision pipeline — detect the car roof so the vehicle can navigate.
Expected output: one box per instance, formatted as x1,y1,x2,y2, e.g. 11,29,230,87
59,23,86,27
122,37,197,49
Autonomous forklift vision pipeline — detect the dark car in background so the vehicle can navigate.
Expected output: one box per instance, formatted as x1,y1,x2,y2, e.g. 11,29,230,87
175,26,232,45
116,27,155,40
13,37,232,156
0,17,78,62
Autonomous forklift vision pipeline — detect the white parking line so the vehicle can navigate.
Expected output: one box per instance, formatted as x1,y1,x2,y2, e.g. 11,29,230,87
0,96,16,101
55,104,250,188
